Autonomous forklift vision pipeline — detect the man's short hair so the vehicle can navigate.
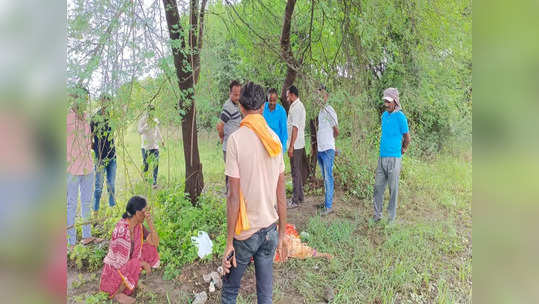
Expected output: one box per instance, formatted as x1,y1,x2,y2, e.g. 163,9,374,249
240,81,265,111
318,84,328,93
229,80,241,92
268,88,278,96
288,85,299,97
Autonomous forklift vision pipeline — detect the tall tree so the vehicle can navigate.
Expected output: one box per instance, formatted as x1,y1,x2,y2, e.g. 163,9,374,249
279,0,298,113
162,0,206,204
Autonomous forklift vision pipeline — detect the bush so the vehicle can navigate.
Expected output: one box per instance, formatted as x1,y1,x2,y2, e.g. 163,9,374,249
154,187,227,280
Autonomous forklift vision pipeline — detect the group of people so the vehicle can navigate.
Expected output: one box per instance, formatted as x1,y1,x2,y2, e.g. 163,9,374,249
66,88,164,248
217,81,410,303
67,80,410,303
216,81,341,216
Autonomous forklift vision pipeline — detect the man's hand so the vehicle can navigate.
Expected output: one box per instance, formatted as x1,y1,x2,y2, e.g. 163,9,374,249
288,148,293,159
401,147,407,155
277,234,288,262
222,245,237,275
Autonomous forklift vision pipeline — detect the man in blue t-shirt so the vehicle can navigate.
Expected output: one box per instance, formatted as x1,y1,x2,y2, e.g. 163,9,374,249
373,88,411,223
262,88,288,153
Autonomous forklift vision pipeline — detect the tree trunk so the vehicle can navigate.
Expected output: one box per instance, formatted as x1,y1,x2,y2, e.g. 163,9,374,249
279,0,298,113
162,0,204,204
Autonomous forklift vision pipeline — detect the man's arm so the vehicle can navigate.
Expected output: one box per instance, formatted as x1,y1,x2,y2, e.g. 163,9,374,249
137,116,148,134
276,172,288,261
333,126,339,138
280,112,288,152
216,121,225,143
401,133,411,155
288,126,298,158
222,176,240,273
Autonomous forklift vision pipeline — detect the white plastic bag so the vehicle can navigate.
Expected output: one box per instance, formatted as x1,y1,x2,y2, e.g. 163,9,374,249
191,231,213,259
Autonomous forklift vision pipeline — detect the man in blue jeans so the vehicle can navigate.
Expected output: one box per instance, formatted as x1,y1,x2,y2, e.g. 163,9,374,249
372,88,411,223
221,82,288,304
316,85,339,216
91,95,116,213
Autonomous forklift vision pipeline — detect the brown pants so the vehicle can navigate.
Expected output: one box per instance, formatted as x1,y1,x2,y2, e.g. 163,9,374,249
291,148,306,204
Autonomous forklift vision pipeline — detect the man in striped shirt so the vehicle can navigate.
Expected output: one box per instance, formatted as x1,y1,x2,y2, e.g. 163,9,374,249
216,80,242,192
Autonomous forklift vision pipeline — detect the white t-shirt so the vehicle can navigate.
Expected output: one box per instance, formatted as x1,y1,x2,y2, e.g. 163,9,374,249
317,104,338,152
287,99,306,150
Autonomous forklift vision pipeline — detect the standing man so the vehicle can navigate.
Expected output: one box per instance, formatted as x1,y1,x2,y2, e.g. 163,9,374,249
372,88,411,224
137,105,164,189
67,87,95,247
216,80,242,192
286,85,306,209
221,82,288,304
316,85,339,216
91,94,117,214
262,88,288,154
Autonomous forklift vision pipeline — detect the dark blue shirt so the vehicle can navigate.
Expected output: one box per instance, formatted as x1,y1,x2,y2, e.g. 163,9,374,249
91,114,116,162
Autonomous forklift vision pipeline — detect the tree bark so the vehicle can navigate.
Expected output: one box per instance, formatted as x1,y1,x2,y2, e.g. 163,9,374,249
162,0,204,204
279,0,298,113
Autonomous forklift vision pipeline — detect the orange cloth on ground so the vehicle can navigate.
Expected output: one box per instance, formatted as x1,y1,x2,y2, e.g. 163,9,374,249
234,114,282,235
274,224,333,262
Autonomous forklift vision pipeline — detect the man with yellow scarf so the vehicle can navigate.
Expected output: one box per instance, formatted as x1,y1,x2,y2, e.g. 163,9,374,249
221,81,288,304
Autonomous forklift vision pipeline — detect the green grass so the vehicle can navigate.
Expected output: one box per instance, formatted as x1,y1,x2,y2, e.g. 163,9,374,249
274,152,472,303
68,125,472,303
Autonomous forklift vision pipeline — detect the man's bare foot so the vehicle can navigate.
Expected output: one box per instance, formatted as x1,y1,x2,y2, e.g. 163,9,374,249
114,293,136,304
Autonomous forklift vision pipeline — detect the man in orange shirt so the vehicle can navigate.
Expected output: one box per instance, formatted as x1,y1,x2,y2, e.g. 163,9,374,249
221,82,288,304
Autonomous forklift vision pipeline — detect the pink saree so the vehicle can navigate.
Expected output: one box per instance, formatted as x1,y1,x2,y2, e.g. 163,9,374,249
99,219,160,297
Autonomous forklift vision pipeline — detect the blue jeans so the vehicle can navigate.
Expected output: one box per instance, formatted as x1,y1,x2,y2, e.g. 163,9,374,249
222,223,278,304
93,157,117,211
142,148,159,185
317,149,335,209
67,172,94,246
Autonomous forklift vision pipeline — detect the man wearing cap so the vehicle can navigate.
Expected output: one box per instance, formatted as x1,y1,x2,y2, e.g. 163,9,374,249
372,88,411,223
221,81,288,304
316,86,339,216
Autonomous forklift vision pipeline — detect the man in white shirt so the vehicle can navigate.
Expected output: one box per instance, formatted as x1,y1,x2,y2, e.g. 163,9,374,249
316,85,339,216
137,105,164,188
286,85,306,209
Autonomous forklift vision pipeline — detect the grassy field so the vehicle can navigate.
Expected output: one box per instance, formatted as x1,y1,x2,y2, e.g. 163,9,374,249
67,125,471,304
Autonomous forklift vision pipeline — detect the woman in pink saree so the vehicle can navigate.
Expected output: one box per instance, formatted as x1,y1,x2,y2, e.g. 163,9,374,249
99,195,160,304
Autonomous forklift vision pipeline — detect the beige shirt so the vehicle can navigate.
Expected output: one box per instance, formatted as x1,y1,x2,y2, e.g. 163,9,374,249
287,98,306,150
225,126,285,240
137,114,164,150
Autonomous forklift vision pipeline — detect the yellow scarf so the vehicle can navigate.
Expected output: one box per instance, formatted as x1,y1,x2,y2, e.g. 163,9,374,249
234,114,282,235
240,114,282,156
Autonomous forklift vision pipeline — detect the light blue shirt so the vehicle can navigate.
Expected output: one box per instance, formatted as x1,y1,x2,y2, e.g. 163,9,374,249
263,102,288,153
379,111,409,157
